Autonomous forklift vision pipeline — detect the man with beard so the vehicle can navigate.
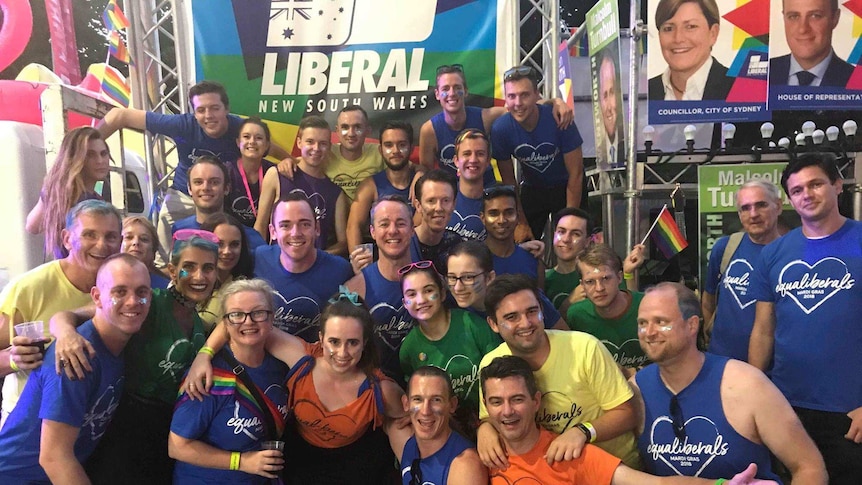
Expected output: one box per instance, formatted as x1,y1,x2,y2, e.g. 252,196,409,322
348,121,424,251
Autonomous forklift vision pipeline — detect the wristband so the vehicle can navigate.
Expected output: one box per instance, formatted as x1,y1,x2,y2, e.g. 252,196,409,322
199,346,215,358
714,480,727,485
230,451,241,471
582,421,597,443
9,356,19,372
623,272,634,280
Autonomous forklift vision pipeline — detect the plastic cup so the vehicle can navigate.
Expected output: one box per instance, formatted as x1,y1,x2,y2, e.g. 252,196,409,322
261,440,285,452
14,321,44,340
355,243,374,255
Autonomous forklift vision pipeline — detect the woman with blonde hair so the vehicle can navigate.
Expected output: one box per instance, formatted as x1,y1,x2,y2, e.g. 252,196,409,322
26,127,111,259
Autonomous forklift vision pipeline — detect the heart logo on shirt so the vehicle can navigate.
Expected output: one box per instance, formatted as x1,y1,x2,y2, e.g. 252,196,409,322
447,210,486,241
513,142,559,173
600,338,648,368
273,292,321,338
647,415,728,477
775,257,856,314
441,354,480,400
292,399,358,443
369,301,414,351
722,259,756,310
489,473,542,484
440,143,457,171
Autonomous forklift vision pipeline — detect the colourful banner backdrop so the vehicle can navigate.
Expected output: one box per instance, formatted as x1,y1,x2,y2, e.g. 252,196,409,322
190,0,501,142
697,162,794,284
647,0,770,124
767,0,862,110
587,0,626,170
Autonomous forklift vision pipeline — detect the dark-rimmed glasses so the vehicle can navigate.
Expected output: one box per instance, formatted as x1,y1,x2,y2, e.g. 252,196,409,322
223,310,273,325
670,395,686,441
409,458,423,485
398,260,437,277
446,272,487,286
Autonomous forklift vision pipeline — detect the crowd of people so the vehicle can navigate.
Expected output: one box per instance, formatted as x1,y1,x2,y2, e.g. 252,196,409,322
0,61,857,485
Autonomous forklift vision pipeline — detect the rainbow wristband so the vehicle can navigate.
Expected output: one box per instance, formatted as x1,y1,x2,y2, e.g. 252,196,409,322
198,346,215,358
230,451,241,471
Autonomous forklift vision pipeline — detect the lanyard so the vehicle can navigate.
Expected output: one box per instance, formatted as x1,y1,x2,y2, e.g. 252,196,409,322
237,160,264,218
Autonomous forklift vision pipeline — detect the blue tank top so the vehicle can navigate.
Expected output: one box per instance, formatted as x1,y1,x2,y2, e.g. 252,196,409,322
430,106,496,185
362,263,415,381
400,431,474,485
278,169,344,249
447,192,486,241
372,167,415,202
635,354,781,481
492,246,539,280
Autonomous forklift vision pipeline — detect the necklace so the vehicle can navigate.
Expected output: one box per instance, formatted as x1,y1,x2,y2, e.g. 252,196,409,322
168,285,197,309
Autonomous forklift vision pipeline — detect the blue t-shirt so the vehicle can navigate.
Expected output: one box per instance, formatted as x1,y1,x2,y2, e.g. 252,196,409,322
636,354,780,481
447,191,486,241
171,215,266,251
465,290,562,330
253,245,353,342
146,112,243,193
171,349,289,484
430,106,496,186
749,220,862,413
704,234,766,361
490,103,582,188
362,263,415,380
0,321,125,483
400,430,474,485
151,271,171,290
492,246,539,280
225,159,277,228
278,168,346,249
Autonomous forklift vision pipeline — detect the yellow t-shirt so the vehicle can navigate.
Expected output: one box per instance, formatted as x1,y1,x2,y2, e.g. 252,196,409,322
479,330,640,468
325,143,385,201
0,261,92,418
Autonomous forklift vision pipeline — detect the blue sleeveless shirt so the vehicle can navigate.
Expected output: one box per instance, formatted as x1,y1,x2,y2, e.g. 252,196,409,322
636,354,781,481
362,263,415,381
430,106,496,185
373,167,416,202
400,431,474,485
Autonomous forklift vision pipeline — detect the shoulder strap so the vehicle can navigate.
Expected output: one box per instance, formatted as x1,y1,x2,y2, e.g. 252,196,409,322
219,349,279,441
719,232,745,277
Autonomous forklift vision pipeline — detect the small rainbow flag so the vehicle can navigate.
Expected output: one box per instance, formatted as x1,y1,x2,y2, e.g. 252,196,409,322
101,67,130,107
648,205,689,259
102,0,130,32
108,30,130,64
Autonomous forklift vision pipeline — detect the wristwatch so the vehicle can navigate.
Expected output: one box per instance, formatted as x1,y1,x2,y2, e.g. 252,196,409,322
575,422,597,442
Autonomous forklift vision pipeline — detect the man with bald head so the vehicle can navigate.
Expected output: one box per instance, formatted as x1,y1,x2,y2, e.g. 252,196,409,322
0,254,151,483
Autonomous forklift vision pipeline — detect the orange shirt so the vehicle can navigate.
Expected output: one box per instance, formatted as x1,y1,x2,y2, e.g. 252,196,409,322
491,428,621,485
287,342,387,448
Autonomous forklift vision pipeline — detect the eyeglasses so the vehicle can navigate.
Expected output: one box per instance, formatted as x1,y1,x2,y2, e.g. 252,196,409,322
669,395,686,441
173,229,220,244
483,185,517,199
446,272,487,286
503,65,540,83
223,310,273,325
398,260,437,277
436,64,464,76
409,458,423,485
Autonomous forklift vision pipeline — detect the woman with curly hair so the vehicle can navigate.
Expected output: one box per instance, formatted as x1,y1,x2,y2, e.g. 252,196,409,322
26,127,111,259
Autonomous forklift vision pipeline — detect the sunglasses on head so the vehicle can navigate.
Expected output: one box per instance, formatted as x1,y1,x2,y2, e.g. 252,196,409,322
398,260,437,277
436,64,464,76
483,184,517,200
503,65,540,83
172,229,220,245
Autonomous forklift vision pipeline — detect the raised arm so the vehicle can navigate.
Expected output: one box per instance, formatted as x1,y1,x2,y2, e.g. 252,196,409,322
254,169,280,241
98,107,147,139
50,305,98,379
563,148,584,208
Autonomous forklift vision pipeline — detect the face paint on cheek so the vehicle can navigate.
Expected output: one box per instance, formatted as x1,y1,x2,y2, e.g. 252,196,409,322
341,129,349,137
179,269,189,279
399,147,411,157
410,405,421,415
428,292,439,301
111,297,120,306
385,147,394,154
454,90,465,97
404,298,413,306
138,297,149,305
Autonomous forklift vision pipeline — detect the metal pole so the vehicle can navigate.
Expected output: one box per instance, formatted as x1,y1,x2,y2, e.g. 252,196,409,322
626,4,644,261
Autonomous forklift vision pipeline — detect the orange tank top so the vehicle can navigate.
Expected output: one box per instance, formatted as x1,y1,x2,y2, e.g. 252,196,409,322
286,342,387,448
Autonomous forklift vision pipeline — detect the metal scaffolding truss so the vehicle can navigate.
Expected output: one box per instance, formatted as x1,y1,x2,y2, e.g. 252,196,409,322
513,0,561,99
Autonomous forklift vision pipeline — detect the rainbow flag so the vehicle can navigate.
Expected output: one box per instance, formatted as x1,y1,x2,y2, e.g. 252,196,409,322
101,67,130,107
102,0,130,32
650,206,689,259
108,30,130,64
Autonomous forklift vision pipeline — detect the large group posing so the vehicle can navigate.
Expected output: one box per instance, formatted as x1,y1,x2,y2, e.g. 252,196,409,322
0,58,857,485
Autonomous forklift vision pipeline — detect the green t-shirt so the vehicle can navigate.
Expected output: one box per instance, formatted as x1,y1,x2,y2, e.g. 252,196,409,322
399,308,502,409
566,291,649,368
545,268,580,310
125,288,207,404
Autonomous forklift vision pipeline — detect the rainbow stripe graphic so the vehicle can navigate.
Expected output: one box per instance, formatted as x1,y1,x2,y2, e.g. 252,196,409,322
101,67,130,107
651,206,689,259
102,0,130,32
109,30,130,64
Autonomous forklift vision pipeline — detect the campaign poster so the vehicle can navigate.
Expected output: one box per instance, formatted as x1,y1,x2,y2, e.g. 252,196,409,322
697,163,794,284
189,0,502,144
587,0,626,170
647,0,770,124
767,0,862,110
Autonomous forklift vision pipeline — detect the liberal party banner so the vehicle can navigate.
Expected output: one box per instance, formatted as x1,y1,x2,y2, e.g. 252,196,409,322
697,163,794,284
587,0,626,170
768,0,862,110
190,0,503,143
647,0,770,124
